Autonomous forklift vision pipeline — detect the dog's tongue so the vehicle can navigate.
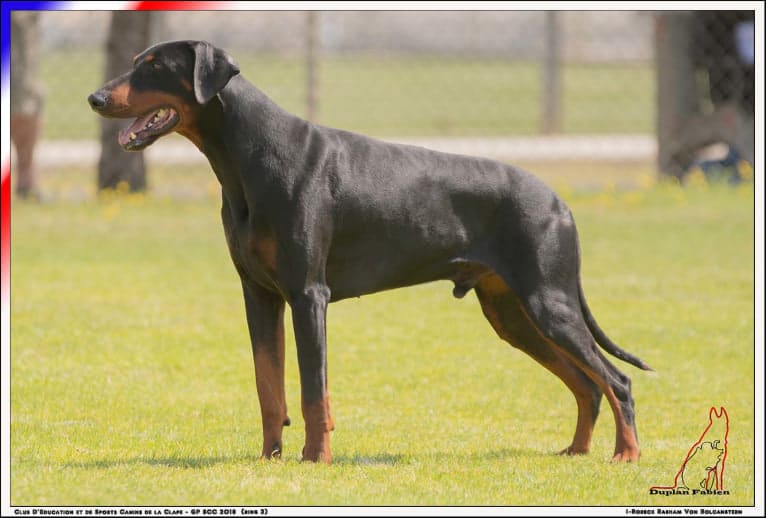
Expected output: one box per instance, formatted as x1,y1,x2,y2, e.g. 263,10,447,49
118,111,157,147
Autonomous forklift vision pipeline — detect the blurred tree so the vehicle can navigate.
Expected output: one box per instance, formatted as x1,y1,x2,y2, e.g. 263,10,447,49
11,11,44,200
97,12,154,192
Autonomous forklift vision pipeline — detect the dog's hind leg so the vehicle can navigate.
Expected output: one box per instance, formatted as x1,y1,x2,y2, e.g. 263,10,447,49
489,199,642,461
475,274,602,456
521,285,640,462
509,222,642,462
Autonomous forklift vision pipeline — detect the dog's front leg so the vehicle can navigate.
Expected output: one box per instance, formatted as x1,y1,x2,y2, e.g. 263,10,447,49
291,284,334,463
242,282,290,459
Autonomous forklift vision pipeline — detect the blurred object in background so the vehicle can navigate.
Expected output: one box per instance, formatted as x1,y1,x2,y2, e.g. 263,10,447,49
655,11,755,181
10,11,44,200
685,142,754,186
97,11,157,193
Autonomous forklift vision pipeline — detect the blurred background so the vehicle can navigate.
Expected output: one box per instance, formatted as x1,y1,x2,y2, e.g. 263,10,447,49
9,9,756,199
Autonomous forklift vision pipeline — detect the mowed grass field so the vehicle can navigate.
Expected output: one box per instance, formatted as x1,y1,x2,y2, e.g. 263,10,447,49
10,171,754,507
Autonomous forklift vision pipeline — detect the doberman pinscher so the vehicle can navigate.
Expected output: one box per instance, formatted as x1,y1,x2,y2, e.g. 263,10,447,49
89,40,651,464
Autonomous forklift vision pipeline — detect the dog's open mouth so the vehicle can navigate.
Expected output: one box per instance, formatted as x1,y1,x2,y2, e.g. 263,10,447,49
118,107,179,151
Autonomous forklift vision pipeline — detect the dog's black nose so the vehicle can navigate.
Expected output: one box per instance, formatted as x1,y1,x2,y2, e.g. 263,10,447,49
88,92,108,110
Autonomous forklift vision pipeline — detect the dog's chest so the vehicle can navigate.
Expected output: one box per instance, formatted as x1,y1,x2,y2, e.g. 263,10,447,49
222,211,281,293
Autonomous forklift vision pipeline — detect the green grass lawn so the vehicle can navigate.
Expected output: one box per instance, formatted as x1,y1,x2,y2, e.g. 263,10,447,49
9,178,754,507
44,50,653,140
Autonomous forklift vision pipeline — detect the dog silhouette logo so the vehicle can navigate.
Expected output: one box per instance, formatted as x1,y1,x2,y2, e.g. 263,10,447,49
650,406,730,496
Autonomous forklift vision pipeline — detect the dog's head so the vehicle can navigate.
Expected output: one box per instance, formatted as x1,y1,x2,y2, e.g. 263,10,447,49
87,40,239,151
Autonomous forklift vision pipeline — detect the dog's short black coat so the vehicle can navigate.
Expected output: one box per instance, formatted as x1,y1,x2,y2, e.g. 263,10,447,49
89,40,650,463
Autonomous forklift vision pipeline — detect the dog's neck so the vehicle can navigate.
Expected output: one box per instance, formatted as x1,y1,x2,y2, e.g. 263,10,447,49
190,75,308,222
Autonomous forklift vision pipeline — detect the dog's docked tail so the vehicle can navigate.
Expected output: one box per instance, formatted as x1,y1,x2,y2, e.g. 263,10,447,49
577,280,653,371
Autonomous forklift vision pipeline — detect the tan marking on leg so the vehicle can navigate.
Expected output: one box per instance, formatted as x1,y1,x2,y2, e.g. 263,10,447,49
249,236,279,272
477,273,510,297
602,385,641,462
301,396,332,463
254,346,288,458
546,351,598,455
512,302,598,455
513,301,641,462
476,276,598,455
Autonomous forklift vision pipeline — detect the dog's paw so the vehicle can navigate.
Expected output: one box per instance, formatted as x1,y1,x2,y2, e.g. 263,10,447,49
611,448,641,463
558,445,589,456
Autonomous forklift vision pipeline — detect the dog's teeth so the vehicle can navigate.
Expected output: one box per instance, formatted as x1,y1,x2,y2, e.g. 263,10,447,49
129,132,136,140
157,109,166,117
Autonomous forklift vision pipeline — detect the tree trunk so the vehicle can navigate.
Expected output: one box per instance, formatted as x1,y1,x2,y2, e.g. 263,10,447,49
655,12,698,178
97,12,153,192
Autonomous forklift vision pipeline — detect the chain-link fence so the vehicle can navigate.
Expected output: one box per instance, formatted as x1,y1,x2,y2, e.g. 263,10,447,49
16,10,757,183
40,11,656,139
656,11,754,178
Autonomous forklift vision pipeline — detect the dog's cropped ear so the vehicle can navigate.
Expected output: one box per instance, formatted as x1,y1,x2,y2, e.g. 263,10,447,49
191,41,240,105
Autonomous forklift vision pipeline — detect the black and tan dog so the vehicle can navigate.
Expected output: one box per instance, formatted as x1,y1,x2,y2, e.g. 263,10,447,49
89,40,651,463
